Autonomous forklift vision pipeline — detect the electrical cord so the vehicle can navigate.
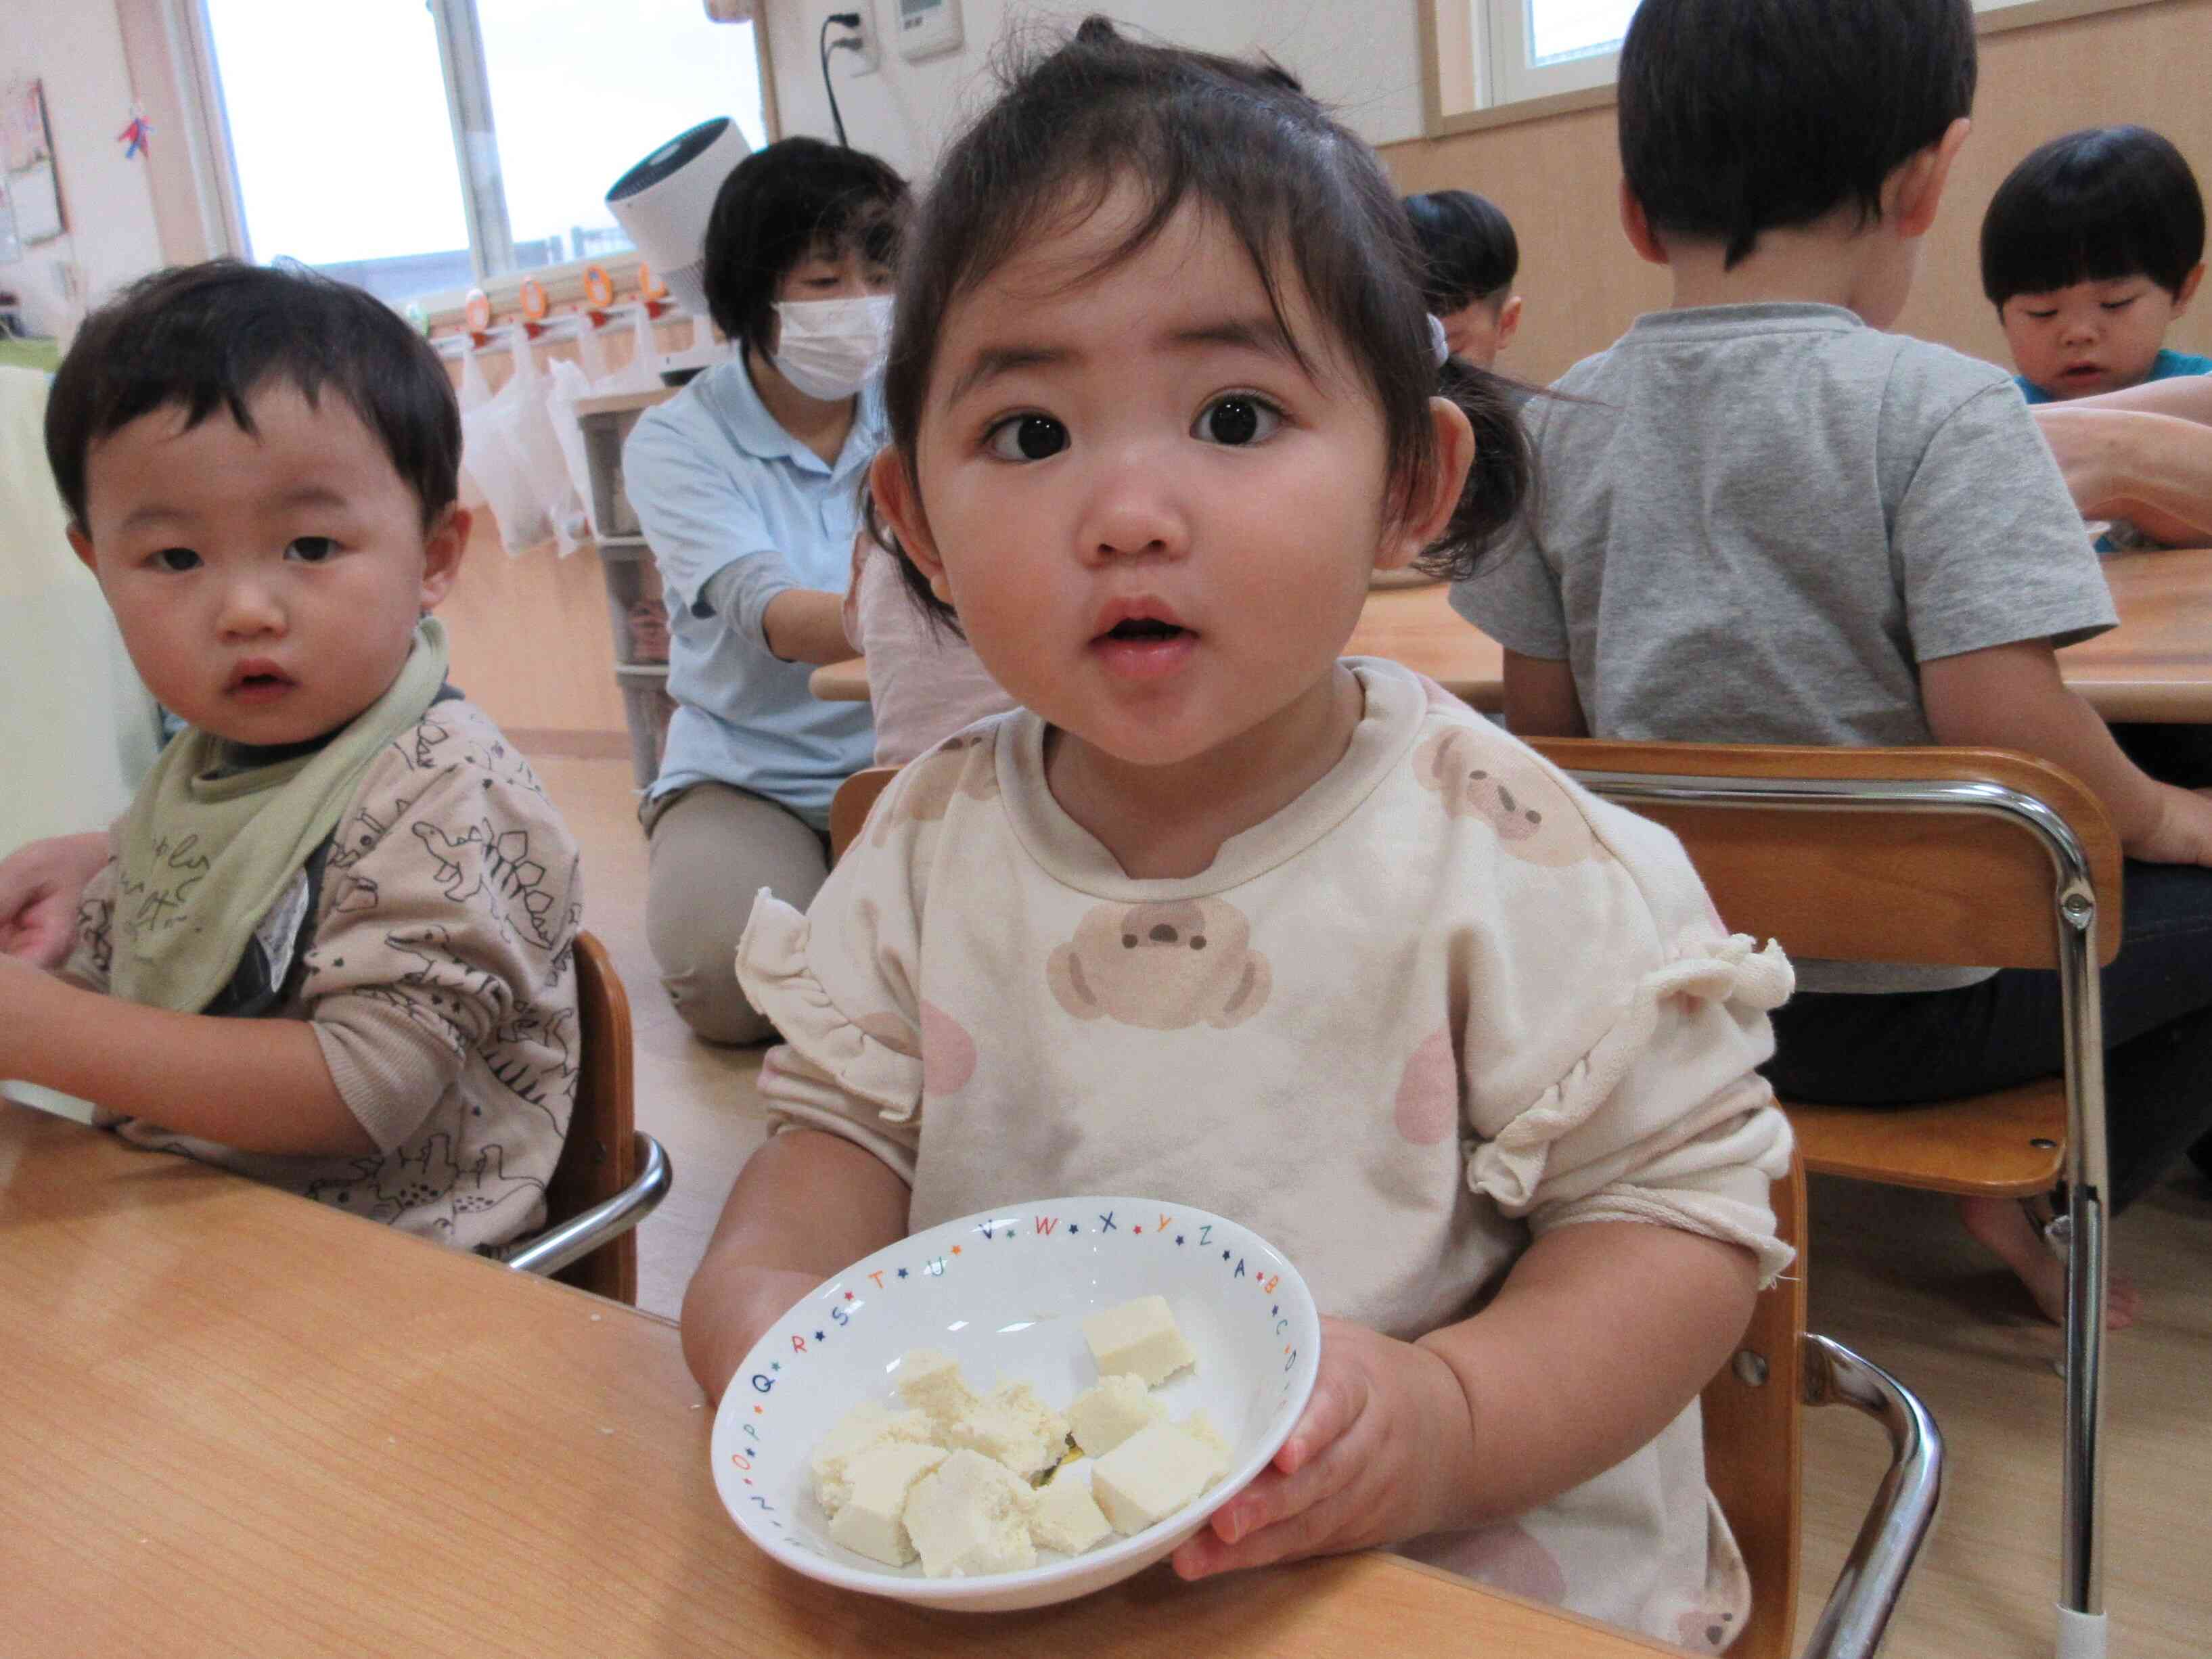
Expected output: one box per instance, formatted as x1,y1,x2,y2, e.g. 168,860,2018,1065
819,12,863,148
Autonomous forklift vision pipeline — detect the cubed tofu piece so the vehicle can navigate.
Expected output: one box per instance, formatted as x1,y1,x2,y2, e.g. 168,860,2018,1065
1081,1295,1196,1386
949,1379,1070,1479
1089,1420,1230,1536
825,1441,949,1566
1068,1372,1167,1457
809,1400,936,1513
903,1449,1039,1578
895,1346,980,1431
1029,1463,1116,1555
1179,1407,1232,1463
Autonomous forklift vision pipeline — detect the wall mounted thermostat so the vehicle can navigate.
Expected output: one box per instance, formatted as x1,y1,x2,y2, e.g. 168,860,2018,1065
893,0,962,61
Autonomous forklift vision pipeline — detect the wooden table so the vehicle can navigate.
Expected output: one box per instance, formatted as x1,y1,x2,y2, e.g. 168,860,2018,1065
0,1103,1672,1658
813,551,2212,723
2057,547,2212,721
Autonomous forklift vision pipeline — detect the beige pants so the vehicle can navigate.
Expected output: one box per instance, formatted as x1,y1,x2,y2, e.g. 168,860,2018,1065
641,781,831,1045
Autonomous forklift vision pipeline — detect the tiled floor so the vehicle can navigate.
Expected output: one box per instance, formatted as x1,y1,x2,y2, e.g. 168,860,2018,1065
536,752,2212,1659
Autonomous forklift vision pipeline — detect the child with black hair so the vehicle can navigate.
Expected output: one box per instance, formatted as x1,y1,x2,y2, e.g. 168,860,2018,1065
1457,0,2212,1327
681,20,1794,1649
1984,127,2212,555
0,260,581,1251
1984,126,2207,407
1404,188,1524,369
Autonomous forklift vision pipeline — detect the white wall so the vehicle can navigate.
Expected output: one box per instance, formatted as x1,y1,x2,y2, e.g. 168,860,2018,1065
765,0,1427,183
0,1,165,338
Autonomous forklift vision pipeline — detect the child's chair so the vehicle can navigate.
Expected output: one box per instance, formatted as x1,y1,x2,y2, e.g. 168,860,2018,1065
1711,1144,1944,1659
830,766,899,861
1529,737,2120,1659
826,766,1945,1657
496,931,673,1303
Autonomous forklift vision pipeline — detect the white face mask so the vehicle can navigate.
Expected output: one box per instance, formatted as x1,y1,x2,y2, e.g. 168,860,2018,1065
771,294,894,402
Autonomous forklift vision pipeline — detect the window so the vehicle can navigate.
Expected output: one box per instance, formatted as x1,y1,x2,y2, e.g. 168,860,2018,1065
1483,0,1640,108
1446,0,2146,125
187,0,771,306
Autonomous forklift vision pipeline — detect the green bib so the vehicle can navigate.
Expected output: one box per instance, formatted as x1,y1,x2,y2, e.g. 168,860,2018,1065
110,618,451,1012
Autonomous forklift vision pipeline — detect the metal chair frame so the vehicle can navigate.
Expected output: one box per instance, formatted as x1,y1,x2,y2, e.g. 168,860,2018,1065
489,932,673,1301
1565,765,2111,1659
497,1129,671,1280
1797,1332,1945,1659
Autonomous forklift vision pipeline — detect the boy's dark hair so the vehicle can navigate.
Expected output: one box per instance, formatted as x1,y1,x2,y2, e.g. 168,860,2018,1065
872,15,1530,620
702,137,908,357
1980,126,2206,307
1618,0,1977,269
47,259,460,530
1404,189,1519,313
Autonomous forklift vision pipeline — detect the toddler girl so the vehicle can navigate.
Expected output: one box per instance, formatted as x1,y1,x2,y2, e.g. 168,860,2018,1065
679,21,1792,1650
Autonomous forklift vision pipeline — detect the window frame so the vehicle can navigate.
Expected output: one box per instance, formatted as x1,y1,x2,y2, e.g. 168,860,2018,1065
167,0,779,322
1421,0,2184,137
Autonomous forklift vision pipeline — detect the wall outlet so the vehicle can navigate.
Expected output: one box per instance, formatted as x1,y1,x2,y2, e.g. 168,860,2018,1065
837,4,880,76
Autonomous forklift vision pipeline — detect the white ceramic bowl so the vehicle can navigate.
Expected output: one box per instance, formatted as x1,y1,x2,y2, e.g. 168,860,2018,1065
710,1195,1323,1612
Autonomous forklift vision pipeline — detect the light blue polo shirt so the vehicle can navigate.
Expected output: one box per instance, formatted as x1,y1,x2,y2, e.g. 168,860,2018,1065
623,357,878,828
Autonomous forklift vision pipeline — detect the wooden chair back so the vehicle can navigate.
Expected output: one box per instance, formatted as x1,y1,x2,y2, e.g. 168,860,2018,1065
1527,740,2121,1198
830,766,899,863
543,931,639,1302
1701,1150,1808,1659
1526,740,2120,969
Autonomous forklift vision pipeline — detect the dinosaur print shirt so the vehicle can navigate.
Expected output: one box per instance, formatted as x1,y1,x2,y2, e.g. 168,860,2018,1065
67,697,583,1253
738,658,1794,1652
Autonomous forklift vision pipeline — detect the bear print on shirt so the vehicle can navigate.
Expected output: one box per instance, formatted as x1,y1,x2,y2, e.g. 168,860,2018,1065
1047,896,1271,1030
1414,727,1600,867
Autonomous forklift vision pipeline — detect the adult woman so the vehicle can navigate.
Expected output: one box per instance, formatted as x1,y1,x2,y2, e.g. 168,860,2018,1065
623,138,904,1043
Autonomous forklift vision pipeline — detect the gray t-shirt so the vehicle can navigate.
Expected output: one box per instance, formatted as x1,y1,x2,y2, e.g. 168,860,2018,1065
1454,302,2117,993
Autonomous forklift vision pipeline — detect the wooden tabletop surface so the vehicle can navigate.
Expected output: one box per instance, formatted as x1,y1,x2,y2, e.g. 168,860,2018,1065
0,1103,1671,1658
2056,547,2212,721
811,550,2212,723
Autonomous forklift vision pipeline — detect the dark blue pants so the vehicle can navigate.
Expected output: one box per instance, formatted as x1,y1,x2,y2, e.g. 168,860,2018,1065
1767,857,2212,1212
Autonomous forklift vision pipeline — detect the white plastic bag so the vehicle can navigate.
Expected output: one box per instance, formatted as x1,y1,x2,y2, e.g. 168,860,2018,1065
545,304,666,544
453,346,491,511
457,325,588,557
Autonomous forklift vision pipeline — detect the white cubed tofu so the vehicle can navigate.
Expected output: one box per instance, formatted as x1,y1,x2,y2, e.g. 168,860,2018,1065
903,1449,1039,1578
1089,1420,1230,1536
825,1441,949,1566
809,1400,936,1513
1081,1295,1196,1386
895,1346,980,1431
949,1379,1070,1479
1179,1407,1232,1463
1067,1372,1167,1457
1029,1463,1115,1555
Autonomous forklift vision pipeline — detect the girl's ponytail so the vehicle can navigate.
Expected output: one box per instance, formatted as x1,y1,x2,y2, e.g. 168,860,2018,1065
1415,355,1536,583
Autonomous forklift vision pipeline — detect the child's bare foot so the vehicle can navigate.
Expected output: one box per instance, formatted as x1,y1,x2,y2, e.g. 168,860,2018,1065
1957,1196,2141,1330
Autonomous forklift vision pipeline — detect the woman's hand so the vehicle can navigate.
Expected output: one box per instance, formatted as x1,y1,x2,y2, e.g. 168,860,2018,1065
0,832,109,966
1169,1317,1479,1578
2035,405,2212,545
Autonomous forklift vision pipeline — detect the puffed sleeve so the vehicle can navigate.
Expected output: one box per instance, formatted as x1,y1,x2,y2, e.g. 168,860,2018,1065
1460,779,1797,1284
622,401,795,642
300,744,582,1152
735,763,951,1182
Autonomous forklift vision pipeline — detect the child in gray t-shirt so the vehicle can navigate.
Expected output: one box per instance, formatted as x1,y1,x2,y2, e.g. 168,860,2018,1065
1455,0,2212,1328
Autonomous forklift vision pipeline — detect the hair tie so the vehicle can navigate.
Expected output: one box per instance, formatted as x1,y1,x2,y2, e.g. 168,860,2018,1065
1427,313,1451,369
